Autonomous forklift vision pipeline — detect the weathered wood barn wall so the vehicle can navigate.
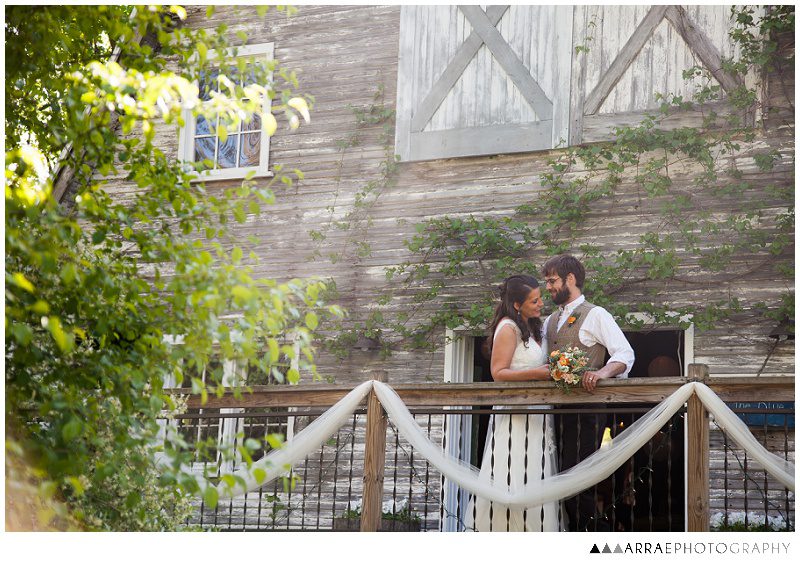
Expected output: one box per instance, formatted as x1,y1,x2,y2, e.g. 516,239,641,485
122,4,792,385
89,3,793,532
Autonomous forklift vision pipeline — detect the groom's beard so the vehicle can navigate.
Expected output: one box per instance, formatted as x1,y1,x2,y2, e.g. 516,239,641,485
552,286,571,306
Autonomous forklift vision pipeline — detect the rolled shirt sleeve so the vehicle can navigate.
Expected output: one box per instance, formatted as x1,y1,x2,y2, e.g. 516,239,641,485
578,307,635,377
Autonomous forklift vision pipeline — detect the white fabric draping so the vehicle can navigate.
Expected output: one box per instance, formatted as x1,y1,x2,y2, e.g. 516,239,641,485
154,380,374,497
155,380,794,503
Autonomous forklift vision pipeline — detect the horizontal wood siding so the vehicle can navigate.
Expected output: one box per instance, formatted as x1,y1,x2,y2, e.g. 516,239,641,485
91,5,795,387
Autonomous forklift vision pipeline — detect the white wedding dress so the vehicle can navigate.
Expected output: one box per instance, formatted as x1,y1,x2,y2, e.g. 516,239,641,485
465,318,563,531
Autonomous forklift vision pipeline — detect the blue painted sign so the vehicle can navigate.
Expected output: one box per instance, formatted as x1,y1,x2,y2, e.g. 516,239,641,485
728,402,795,428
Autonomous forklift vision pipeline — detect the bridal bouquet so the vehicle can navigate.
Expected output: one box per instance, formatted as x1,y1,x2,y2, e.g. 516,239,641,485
549,347,592,392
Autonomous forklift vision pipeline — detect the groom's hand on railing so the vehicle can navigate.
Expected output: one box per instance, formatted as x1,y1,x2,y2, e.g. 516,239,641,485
582,371,603,393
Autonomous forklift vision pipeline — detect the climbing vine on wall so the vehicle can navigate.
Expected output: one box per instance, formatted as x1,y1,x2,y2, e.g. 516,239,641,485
322,6,794,358
383,6,794,352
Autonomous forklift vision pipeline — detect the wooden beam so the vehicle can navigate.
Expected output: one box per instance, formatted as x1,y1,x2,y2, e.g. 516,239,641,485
460,5,553,120
568,5,587,145
407,120,553,161
410,5,509,133
687,363,710,531
665,6,743,96
360,370,387,531
687,392,710,531
581,101,737,143
584,5,669,115
552,5,574,148
179,375,795,409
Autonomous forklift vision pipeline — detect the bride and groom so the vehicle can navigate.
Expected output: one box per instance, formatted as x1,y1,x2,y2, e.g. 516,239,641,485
467,254,635,532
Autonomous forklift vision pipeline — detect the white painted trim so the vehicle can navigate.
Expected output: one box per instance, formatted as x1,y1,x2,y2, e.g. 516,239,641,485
177,42,275,183
441,329,476,532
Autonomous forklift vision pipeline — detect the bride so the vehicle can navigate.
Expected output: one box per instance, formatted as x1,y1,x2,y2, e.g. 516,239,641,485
466,275,563,531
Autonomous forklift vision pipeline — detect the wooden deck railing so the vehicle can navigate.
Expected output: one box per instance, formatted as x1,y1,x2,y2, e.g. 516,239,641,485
176,364,794,532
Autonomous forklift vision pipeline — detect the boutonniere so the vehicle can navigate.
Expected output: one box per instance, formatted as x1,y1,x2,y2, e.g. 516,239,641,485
567,313,580,327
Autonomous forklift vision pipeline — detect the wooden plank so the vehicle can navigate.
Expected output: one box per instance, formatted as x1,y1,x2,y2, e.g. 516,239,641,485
409,5,508,133
407,120,553,162
394,6,416,161
581,101,736,143
584,5,668,115
552,5,573,148
568,5,587,146
687,392,710,531
460,5,553,120
179,375,794,409
664,6,743,96
687,363,710,531
360,370,387,531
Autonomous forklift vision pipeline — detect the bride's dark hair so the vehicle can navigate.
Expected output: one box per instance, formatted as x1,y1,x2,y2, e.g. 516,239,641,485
486,275,542,356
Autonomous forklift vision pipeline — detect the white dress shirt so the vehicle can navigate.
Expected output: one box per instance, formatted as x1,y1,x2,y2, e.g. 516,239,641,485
542,295,635,377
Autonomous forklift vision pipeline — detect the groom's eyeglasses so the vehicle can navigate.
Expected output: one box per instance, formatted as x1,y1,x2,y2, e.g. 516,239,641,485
544,277,561,286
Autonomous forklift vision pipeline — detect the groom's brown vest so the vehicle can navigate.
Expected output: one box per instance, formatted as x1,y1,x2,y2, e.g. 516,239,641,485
545,301,607,369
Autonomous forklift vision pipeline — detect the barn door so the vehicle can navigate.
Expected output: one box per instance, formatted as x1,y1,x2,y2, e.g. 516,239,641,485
395,5,573,162
571,5,755,144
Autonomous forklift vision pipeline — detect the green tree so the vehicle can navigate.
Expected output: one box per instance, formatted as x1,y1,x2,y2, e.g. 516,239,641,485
5,5,335,530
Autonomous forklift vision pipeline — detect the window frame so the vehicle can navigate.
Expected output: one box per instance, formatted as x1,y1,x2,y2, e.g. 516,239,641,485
177,42,275,183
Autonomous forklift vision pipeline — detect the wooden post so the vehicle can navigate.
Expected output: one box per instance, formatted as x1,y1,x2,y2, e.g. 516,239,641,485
361,370,388,532
686,363,710,531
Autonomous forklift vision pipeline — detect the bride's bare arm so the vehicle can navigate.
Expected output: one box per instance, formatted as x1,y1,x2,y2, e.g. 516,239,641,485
491,326,551,382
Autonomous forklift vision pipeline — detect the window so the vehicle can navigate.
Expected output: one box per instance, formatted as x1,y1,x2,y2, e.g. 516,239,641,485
178,42,274,182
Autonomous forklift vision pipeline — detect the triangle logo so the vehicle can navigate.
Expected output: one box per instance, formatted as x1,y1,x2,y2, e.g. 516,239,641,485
590,544,601,553
602,543,613,553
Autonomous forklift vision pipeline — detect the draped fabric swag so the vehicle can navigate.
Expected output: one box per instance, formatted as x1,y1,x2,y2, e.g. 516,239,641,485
155,381,795,504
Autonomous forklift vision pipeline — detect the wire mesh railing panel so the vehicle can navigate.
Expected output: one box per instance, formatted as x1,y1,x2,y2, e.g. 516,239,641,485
710,409,795,532
169,386,794,532
385,406,685,532
379,413,443,532
171,409,368,531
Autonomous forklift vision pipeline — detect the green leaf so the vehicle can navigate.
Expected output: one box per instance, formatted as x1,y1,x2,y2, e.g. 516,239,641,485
305,311,319,330
149,395,163,413
263,113,277,136
253,468,266,484
62,417,82,442
12,272,35,293
126,491,142,508
48,317,74,353
10,323,33,346
267,338,280,363
169,5,187,20
287,367,300,384
232,285,253,302
203,486,219,509
60,263,79,285
231,247,243,264
31,300,50,314
66,476,85,496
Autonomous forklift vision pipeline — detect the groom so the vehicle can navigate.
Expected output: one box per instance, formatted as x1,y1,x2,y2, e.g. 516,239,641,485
542,254,634,531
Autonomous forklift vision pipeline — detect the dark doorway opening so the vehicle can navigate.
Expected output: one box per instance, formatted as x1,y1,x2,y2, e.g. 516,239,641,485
603,328,686,531
471,336,494,468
